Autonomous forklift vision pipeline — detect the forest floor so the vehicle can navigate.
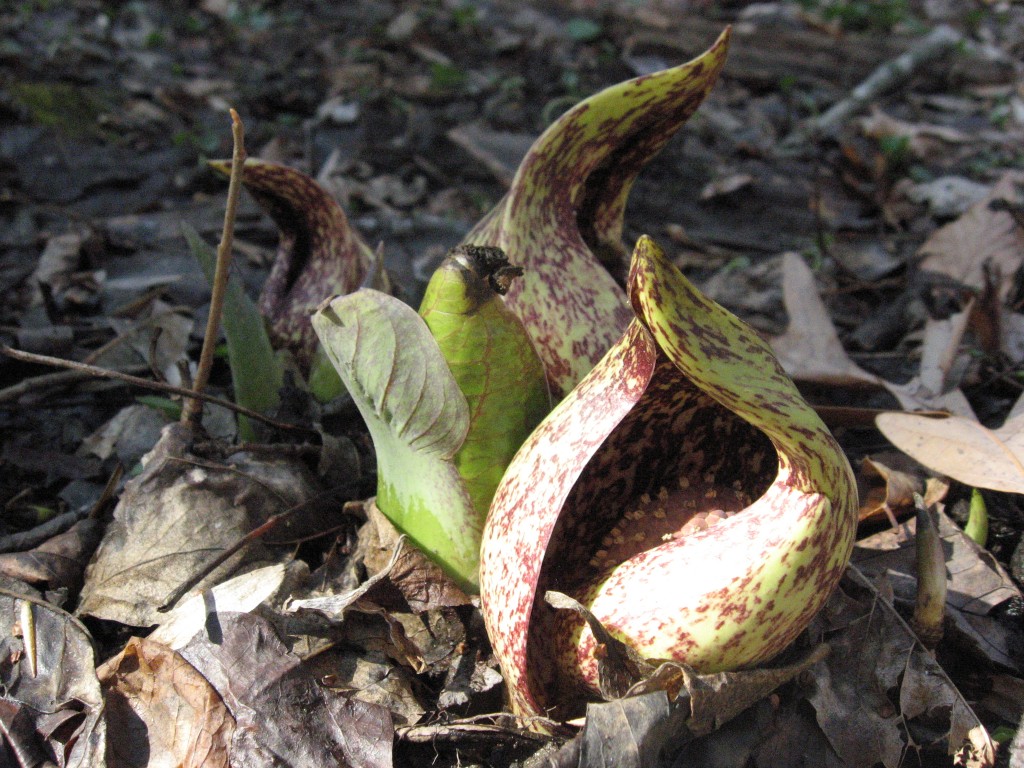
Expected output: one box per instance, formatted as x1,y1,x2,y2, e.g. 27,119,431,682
2,1,1024,766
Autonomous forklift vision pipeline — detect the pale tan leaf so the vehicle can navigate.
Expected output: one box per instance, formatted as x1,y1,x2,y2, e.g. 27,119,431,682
771,253,976,414
918,172,1024,300
771,252,882,387
875,411,1024,493
917,304,972,396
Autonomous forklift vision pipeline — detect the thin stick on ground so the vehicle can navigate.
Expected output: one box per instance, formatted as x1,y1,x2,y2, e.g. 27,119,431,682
0,345,307,432
181,108,247,427
780,24,963,151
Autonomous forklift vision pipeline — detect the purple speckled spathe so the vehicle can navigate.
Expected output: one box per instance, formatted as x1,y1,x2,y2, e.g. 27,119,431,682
462,30,732,400
479,236,858,724
213,158,373,368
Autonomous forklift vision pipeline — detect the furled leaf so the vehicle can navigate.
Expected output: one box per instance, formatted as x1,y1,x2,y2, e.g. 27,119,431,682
964,488,988,546
311,290,480,590
419,245,551,520
463,29,731,398
209,158,375,367
184,223,281,441
854,507,1021,672
876,410,1024,494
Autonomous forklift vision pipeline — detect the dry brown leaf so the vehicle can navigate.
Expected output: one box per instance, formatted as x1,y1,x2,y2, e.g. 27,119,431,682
358,500,473,613
180,611,396,767
98,637,233,768
853,508,1022,671
771,252,882,388
0,591,106,767
0,520,103,591
857,456,924,524
807,569,996,767
771,253,975,415
918,172,1024,300
876,410,1024,494
78,424,329,626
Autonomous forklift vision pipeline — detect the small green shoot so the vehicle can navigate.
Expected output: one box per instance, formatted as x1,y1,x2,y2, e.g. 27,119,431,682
964,488,988,547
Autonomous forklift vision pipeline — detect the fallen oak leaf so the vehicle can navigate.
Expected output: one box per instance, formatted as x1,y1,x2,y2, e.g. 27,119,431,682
918,172,1024,302
771,252,976,416
875,410,1024,494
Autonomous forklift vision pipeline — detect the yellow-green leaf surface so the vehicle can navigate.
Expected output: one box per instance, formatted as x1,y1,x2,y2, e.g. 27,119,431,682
184,223,281,441
419,247,551,521
463,29,730,399
876,411,1024,494
312,290,481,591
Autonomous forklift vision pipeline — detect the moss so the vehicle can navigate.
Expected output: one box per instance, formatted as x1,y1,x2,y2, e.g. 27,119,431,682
8,81,112,137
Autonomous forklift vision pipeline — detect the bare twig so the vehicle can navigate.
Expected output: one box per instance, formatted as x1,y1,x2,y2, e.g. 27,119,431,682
156,487,353,613
0,363,150,404
780,25,963,151
0,345,306,432
181,108,247,426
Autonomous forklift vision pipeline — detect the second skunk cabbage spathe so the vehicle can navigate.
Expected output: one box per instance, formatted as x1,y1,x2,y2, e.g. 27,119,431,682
312,246,550,592
209,158,376,368
479,237,859,722
463,29,731,399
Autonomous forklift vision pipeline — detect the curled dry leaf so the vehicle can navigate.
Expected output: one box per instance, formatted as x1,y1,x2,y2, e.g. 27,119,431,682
463,29,731,398
857,456,923,525
876,410,1024,494
0,519,103,591
98,637,233,768
480,237,858,723
0,591,105,767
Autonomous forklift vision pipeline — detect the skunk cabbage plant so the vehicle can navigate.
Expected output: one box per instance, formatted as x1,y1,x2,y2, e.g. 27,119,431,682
479,237,858,721
462,29,731,398
312,246,549,591
209,158,375,368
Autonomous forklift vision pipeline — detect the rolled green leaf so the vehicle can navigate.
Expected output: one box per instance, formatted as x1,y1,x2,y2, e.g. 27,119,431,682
184,223,281,441
964,487,988,547
419,245,550,521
